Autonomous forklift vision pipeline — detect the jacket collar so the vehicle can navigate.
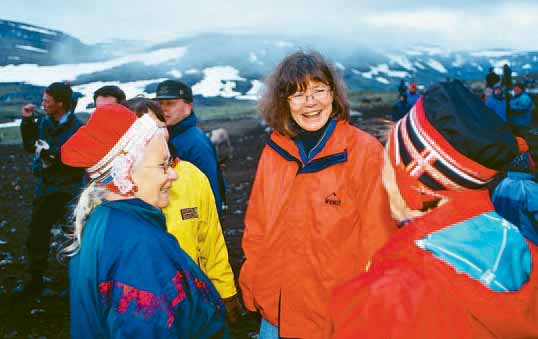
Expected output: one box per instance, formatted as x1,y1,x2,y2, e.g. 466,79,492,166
269,119,348,161
168,111,198,138
267,119,348,174
101,198,166,230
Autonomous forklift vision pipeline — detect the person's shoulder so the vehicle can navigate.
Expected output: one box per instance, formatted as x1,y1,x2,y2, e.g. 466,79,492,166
176,160,209,185
342,122,384,151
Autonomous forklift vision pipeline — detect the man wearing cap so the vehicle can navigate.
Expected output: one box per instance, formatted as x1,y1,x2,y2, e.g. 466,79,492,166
155,79,224,215
18,82,85,295
407,82,420,106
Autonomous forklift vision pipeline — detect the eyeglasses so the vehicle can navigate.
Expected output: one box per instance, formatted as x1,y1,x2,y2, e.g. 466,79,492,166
146,157,178,174
288,87,331,106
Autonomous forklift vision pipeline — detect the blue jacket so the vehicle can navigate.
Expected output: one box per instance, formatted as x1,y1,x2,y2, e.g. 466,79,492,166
168,112,223,215
70,198,229,339
492,171,538,245
20,111,85,198
485,92,507,122
509,92,534,127
391,99,412,122
407,91,421,106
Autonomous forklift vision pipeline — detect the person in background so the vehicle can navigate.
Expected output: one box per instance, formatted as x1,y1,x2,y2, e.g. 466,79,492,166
124,97,242,326
406,82,420,106
155,80,225,216
509,82,535,137
239,51,396,339
329,80,538,339
398,79,407,96
484,84,507,122
93,85,126,107
485,67,500,90
62,104,229,338
391,93,411,122
17,81,85,296
492,140,538,247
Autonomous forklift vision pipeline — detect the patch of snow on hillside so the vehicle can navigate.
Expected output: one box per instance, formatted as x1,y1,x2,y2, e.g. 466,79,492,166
0,47,186,86
186,69,199,74
376,77,389,84
362,64,408,78
414,62,425,70
0,119,21,128
523,64,531,69
386,54,415,71
249,52,263,65
411,46,446,56
490,59,511,68
192,66,245,97
19,24,57,36
16,45,48,53
237,80,264,100
72,79,167,113
451,54,464,67
335,62,345,70
470,50,513,58
168,69,182,78
426,59,447,73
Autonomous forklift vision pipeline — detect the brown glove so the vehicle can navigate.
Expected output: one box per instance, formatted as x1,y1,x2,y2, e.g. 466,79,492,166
222,294,243,326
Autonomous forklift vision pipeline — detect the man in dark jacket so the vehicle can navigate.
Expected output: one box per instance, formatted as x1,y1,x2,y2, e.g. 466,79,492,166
18,82,85,295
155,80,224,215
485,67,500,89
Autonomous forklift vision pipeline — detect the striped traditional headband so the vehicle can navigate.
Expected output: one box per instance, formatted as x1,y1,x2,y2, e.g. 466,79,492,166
87,114,164,195
389,100,497,193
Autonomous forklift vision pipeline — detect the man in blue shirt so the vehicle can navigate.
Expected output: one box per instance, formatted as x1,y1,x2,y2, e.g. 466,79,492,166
509,82,535,137
155,80,224,215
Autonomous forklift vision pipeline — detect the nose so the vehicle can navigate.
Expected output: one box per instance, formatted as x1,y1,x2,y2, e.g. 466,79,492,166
166,166,178,181
305,94,317,105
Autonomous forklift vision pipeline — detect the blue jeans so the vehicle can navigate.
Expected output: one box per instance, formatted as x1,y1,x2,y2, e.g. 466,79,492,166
259,318,281,339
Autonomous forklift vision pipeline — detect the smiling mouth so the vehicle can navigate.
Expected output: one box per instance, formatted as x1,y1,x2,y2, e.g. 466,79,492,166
302,111,321,117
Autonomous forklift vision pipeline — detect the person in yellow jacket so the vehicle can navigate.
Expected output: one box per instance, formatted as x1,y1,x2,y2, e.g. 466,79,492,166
124,97,242,324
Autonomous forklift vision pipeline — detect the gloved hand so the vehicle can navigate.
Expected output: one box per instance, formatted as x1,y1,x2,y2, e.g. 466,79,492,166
222,294,243,326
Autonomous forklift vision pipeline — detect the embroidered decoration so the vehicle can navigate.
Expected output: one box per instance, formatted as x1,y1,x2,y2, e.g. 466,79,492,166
180,207,199,220
98,269,223,328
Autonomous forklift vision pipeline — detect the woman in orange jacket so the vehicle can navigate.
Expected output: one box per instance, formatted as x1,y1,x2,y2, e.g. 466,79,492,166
239,51,397,339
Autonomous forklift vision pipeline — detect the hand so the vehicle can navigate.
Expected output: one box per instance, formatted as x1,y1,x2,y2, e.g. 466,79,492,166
22,104,36,118
222,294,243,326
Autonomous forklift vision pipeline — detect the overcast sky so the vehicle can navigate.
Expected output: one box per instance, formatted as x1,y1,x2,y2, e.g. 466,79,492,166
3,0,537,50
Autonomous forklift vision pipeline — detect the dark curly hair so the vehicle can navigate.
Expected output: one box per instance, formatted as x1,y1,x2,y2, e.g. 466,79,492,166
258,51,350,137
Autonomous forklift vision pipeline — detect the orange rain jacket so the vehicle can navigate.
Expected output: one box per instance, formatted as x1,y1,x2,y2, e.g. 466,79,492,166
239,119,397,338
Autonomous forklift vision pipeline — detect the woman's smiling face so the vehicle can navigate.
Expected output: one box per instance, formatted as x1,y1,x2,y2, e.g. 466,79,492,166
288,80,334,132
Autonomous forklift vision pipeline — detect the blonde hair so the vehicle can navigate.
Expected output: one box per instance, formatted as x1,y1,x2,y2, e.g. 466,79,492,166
62,182,107,256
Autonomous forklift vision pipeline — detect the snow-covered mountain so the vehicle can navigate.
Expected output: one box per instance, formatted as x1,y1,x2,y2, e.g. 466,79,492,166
1,19,538,113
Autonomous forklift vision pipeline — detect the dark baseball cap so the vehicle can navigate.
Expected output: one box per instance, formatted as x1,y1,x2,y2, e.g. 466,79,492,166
154,80,193,102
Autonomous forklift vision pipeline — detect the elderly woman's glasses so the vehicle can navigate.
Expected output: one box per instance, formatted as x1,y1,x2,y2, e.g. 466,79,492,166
288,87,331,106
146,157,179,174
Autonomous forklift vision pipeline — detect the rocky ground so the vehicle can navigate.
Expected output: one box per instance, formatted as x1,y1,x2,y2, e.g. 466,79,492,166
0,106,391,339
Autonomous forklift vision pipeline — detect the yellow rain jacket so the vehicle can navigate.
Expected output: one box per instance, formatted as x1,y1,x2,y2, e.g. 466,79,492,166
163,160,237,299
